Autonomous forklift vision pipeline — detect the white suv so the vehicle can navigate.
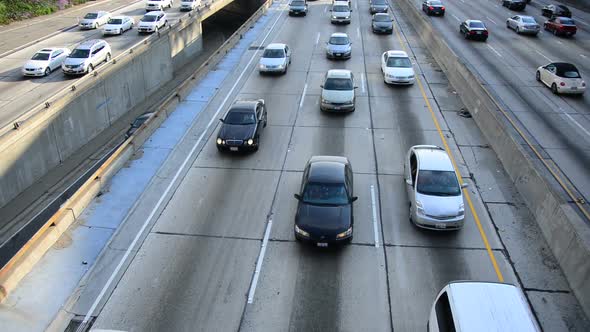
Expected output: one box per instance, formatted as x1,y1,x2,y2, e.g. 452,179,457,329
146,0,173,11
138,11,168,33
62,39,111,75
404,145,468,230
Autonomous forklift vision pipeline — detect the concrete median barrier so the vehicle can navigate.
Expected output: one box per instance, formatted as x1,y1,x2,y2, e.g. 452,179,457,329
396,0,590,318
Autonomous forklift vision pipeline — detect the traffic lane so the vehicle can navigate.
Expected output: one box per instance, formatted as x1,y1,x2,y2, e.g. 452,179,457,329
240,242,391,331
92,233,261,331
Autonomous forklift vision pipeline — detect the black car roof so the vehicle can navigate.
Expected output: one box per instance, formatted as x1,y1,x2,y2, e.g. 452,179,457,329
308,160,347,184
551,62,579,76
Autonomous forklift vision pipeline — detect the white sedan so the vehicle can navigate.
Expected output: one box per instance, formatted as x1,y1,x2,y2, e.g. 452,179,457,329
103,16,135,35
22,47,71,77
79,11,111,29
536,62,586,95
381,50,415,85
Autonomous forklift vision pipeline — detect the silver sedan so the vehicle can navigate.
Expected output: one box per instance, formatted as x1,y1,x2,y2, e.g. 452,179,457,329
506,15,540,36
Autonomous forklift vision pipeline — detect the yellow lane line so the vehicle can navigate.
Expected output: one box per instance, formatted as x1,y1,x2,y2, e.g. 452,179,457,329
391,21,505,282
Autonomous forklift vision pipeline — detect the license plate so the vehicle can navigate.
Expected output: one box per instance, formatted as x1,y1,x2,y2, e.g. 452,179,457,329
317,242,328,247
230,147,238,151
435,223,447,229
476,31,482,35
336,53,341,56
334,106,341,110
571,87,578,90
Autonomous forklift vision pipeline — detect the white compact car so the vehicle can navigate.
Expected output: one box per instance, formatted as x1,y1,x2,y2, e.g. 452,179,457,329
536,62,586,95
146,0,173,11
382,50,415,85
79,11,111,29
102,16,134,35
137,11,168,33
180,0,201,11
258,43,291,74
320,69,356,112
62,39,111,75
405,145,467,230
22,47,71,77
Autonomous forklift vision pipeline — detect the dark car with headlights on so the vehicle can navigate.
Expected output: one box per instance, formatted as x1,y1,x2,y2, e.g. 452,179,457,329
542,4,571,18
294,156,357,247
289,0,308,16
460,20,488,41
502,0,526,11
372,13,393,34
422,0,445,16
369,0,388,14
216,99,267,152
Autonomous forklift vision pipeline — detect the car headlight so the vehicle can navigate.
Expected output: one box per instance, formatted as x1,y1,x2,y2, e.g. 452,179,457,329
216,138,223,145
409,75,415,79
259,64,265,69
332,15,338,19
277,64,285,69
416,201,425,215
386,73,395,78
321,98,328,104
247,138,254,145
37,67,43,70
295,225,309,237
336,227,353,239
458,203,465,216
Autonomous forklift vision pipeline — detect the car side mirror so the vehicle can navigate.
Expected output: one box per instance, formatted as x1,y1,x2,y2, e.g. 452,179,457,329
320,85,324,88
461,183,469,189
294,193,302,201
350,196,358,202
219,118,224,123
405,178,412,186
354,86,358,89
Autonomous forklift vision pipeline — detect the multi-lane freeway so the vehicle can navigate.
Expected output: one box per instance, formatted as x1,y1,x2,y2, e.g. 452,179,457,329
42,0,587,331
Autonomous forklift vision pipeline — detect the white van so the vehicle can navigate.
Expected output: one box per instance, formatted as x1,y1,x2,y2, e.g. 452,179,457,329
428,281,540,332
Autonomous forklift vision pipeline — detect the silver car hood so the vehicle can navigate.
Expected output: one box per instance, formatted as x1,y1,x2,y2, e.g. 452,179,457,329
259,57,286,66
416,192,463,217
24,59,49,69
80,18,97,24
333,12,350,18
322,89,354,103
327,44,351,53
139,21,157,28
63,57,88,66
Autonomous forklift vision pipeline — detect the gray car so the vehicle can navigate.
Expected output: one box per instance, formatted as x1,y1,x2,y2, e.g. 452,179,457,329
506,15,540,35
326,33,352,59
259,43,291,74
369,0,388,14
372,13,393,34
289,0,308,16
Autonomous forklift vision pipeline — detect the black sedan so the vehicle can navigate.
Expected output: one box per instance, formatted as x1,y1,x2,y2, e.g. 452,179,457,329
542,4,572,18
502,0,526,11
422,0,445,16
216,99,267,152
460,20,488,41
125,112,154,139
294,156,357,247
372,13,393,34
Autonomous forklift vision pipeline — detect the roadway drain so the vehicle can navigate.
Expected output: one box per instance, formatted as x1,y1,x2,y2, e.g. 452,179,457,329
458,108,472,118
248,45,264,50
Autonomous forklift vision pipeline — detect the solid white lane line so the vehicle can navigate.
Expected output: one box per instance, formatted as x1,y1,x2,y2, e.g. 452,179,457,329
535,49,552,62
370,185,380,248
575,17,589,26
357,27,361,39
563,112,590,138
360,73,366,93
299,83,308,108
247,218,273,304
487,44,502,57
452,14,461,22
556,40,563,45
486,17,497,25
315,32,320,46
324,6,327,13
77,5,286,328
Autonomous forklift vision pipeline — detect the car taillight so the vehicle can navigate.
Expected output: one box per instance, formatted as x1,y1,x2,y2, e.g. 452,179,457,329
429,6,433,10
441,6,445,10
582,82,586,87
560,82,566,86
483,30,489,35
469,31,476,35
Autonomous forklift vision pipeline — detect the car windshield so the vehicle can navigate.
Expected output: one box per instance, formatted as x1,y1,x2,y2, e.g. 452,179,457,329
324,77,353,90
142,15,158,22
262,48,285,58
373,15,390,22
291,1,305,5
31,52,50,61
333,5,349,12
522,17,535,23
469,21,485,28
69,49,90,58
302,183,349,205
329,36,349,45
560,18,575,25
417,170,461,196
108,18,123,24
224,111,256,125
84,13,98,19
430,0,442,5
387,57,412,68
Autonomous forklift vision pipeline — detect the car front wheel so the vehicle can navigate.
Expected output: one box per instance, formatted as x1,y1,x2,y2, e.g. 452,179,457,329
516,27,520,34
44,67,51,76
87,64,94,73
536,71,541,82
106,53,111,62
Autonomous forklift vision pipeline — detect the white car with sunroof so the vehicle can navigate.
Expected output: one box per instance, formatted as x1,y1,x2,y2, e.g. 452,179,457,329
102,16,134,35
22,47,71,77
381,50,415,85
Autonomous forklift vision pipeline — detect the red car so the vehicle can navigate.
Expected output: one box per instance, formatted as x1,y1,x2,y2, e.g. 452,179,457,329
544,16,577,37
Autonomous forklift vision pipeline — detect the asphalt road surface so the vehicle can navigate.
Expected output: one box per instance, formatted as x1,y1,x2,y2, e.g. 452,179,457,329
61,0,589,331
407,0,590,217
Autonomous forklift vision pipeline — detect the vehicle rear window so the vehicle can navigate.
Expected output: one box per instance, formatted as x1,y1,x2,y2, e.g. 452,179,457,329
31,52,50,61
141,15,158,22
373,15,390,22
224,111,256,125
324,77,353,90
522,17,535,23
329,36,349,45
84,13,98,19
430,1,443,5
108,18,123,24
262,49,285,58
563,71,581,78
417,170,461,196
560,18,575,25
387,57,412,68
291,1,305,5
302,183,348,205
69,49,90,58
469,21,485,28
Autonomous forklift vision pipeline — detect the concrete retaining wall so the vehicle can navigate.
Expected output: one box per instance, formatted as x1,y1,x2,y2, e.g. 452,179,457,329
396,0,590,318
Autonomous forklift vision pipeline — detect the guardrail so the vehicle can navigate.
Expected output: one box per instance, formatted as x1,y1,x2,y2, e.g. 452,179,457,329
395,0,590,318
0,0,274,303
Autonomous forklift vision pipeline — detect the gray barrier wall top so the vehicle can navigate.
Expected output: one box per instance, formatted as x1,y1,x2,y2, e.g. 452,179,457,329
396,0,590,319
